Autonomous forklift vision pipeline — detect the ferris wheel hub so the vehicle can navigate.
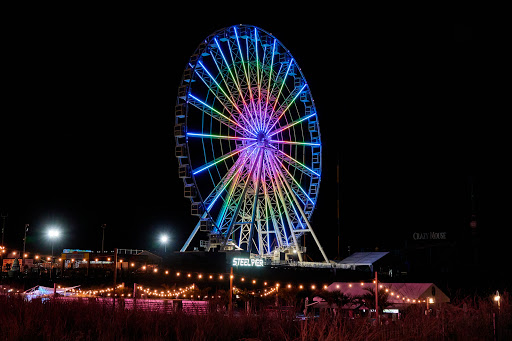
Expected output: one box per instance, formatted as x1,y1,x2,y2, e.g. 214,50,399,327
256,131,268,147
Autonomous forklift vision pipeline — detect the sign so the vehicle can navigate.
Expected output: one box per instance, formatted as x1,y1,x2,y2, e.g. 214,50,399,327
383,309,400,314
232,257,263,267
412,232,447,240
63,249,92,253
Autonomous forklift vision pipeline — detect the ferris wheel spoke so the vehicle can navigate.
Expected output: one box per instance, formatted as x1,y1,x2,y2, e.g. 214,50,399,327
262,153,288,247
192,142,256,175
261,59,293,130
207,48,256,130
202,150,252,212
221,148,264,247
265,83,308,133
271,59,294,112
188,94,256,137
263,39,277,120
266,154,302,258
246,146,265,253
253,28,264,132
213,38,257,130
261,177,279,250
273,156,315,205
271,154,315,206
268,152,307,213
270,146,320,177
234,27,258,122
269,139,321,147
267,112,316,138
187,132,256,142
215,147,259,234
215,162,245,234
274,169,307,232
270,155,315,243
193,61,246,121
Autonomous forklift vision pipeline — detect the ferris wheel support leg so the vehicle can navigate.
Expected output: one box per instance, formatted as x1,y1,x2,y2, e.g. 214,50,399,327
268,161,303,262
261,178,283,253
180,218,203,252
276,164,329,263
266,176,287,249
222,149,263,250
247,152,264,254
256,205,264,256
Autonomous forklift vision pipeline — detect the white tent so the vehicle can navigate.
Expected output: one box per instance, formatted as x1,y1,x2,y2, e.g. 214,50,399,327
311,282,449,311
23,285,80,301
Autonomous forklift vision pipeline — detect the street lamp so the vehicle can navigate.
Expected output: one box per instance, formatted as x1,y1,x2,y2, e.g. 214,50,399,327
47,227,61,279
159,234,169,253
493,290,501,340
494,290,501,311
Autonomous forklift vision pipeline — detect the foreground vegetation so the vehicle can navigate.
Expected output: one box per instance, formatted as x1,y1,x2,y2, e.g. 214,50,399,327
0,292,510,340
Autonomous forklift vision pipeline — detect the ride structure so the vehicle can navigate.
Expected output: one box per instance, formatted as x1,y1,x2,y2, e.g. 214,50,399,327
174,25,327,264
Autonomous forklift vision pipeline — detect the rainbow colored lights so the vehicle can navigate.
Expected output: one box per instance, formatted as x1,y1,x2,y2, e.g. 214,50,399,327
176,25,326,262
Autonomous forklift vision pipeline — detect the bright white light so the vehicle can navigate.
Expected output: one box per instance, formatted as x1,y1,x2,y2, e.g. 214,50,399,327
159,234,169,244
48,228,60,239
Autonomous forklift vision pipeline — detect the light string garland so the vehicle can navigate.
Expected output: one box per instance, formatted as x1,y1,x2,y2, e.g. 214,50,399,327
58,266,429,303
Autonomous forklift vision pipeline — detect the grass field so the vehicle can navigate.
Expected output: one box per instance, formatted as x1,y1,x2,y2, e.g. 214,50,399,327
0,292,510,340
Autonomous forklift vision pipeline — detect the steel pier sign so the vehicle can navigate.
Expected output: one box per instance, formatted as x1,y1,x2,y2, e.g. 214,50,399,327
232,258,263,267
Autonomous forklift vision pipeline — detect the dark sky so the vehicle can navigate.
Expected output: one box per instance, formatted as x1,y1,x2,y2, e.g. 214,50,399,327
2,9,509,260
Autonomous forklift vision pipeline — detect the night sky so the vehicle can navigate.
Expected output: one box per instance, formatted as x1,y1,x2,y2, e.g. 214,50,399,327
2,10,509,264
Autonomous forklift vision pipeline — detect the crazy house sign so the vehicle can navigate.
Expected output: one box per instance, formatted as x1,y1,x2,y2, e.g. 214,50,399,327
412,232,447,241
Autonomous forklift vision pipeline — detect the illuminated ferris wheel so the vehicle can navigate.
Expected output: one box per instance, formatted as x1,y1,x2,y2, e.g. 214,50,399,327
174,24,327,262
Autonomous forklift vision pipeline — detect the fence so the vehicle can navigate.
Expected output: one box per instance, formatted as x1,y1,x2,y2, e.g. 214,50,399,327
54,297,208,314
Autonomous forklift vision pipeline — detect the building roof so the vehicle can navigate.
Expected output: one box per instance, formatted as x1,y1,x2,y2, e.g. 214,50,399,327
335,252,389,269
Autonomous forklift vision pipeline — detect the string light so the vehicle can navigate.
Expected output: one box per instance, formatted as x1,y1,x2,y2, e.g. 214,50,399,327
40,264,428,306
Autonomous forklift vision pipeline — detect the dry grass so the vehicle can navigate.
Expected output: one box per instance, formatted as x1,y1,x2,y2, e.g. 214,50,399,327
0,292,510,340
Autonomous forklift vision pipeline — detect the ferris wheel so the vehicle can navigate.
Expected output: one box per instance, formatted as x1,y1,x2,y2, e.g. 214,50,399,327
174,24,327,262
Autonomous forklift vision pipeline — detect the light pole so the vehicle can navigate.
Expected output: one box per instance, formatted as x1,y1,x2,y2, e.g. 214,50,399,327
159,234,169,253
494,290,501,311
101,224,106,253
1,212,7,248
47,228,60,279
23,224,29,256
493,290,500,341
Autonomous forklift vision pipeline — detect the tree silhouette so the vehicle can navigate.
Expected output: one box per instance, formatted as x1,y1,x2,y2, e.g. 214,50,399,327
314,289,353,315
353,287,391,313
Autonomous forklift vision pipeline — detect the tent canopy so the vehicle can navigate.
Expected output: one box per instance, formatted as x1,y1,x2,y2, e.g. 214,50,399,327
335,252,389,270
23,285,80,300
312,282,450,309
